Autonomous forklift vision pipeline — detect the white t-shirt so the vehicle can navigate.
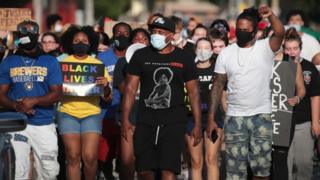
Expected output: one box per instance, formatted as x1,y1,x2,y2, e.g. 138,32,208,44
301,33,320,61
214,39,275,116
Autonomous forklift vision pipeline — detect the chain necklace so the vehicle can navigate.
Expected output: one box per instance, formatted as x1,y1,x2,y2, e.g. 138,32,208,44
21,56,36,91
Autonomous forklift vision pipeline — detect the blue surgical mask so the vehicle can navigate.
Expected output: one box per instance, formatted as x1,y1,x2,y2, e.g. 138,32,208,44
151,34,168,50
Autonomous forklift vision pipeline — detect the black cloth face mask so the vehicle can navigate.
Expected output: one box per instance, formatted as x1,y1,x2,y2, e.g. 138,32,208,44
72,42,90,56
113,35,130,50
236,30,255,47
18,33,39,51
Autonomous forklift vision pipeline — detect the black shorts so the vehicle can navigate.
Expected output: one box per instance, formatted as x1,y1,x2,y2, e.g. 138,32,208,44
133,122,185,174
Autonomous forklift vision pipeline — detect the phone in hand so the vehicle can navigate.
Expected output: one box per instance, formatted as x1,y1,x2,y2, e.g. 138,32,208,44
211,130,218,143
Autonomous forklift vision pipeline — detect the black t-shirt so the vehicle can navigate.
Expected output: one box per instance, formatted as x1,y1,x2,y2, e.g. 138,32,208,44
183,41,196,60
113,57,139,124
293,59,320,124
185,63,224,122
198,64,215,113
127,46,198,125
113,57,127,89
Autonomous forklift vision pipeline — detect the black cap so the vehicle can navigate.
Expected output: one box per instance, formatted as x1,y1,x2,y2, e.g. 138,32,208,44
17,19,39,34
148,16,175,33
210,19,230,33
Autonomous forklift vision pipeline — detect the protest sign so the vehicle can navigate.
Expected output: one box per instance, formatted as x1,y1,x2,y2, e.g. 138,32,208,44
60,62,105,96
0,8,32,31
271,60,297,147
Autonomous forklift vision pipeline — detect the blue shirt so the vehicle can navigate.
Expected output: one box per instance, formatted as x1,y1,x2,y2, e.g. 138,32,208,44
97,48,121,119
0,55,63,125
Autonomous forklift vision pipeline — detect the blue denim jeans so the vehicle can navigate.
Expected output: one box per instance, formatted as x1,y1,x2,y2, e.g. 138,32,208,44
224,114,273,180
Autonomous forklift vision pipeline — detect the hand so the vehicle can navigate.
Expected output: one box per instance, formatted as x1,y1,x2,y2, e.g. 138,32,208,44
121,120,134,142
312,121,320,137
103,86,112,102
259,5,273,19
206,118,219,141
25,109,36,115
288,96,299,106
16,97,38,113
191,123,202,146
96,77,109,87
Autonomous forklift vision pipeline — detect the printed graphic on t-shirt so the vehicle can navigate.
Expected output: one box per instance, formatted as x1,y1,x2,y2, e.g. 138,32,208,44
10,66,48,91
145,67,173,109
303,71,312,84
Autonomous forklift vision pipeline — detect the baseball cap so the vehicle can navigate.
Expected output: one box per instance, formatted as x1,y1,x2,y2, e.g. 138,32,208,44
148,16,175,33
210,19,230,33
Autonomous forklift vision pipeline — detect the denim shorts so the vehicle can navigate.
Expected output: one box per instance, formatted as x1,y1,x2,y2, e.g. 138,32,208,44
224,114,273,179
57,112,103,135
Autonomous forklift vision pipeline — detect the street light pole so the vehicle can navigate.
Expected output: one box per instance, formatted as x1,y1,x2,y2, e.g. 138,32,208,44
84,0,95,25
33,0,43,32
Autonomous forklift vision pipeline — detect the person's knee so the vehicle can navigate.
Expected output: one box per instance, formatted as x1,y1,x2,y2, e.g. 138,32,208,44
191,156,203,170
161,170,175,178
66,152,81,167
121,150,134,166
205,153,218,167
82,152,98,167
41,159,60,178
138,170,154,179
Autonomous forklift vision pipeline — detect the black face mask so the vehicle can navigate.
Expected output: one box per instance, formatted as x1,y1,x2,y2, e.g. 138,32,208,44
113,35,130,50
18,33,39,51
72,42,90,56
236,30,255,47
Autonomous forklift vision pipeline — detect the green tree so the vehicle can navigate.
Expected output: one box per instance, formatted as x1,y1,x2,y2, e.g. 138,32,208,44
94,0,131,20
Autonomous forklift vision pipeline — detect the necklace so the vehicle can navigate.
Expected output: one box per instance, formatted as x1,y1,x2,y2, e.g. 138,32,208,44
21,56,36,91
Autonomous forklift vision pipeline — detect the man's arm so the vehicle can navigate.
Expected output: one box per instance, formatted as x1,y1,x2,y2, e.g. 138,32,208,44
311,96,320,137
206,73,227,140
288,63,305,106
259,6,285,52
121,74,140,141
185,79,202,146
295,63,306,100
17,85,62,113
0,84,18,110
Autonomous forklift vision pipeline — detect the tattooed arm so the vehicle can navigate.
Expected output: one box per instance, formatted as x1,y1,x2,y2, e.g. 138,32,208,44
206,73,227,140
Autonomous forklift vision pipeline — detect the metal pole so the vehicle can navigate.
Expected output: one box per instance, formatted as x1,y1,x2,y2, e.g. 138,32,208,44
49,0,58,14
84,0,95,25
33,0,43,32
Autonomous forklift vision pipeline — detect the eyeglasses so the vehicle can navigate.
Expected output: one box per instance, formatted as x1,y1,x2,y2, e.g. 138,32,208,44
41,41,57,44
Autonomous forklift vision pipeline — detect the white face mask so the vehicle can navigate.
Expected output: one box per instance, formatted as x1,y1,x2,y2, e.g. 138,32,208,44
196,49,213,62
191,36,200,44
287,24,301,32
171,37,183,46
54,24,63,32
316,65,320,72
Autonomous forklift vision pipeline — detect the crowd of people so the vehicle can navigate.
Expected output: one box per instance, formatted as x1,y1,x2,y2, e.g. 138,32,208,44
0,4,320,180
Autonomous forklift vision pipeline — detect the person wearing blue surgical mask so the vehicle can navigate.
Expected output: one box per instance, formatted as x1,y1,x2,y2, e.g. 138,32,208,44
122,15,202,180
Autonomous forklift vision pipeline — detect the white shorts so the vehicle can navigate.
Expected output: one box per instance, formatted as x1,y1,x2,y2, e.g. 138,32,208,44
10,123,59,180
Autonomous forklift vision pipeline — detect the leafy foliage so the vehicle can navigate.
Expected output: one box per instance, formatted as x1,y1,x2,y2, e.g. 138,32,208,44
94,0,131,20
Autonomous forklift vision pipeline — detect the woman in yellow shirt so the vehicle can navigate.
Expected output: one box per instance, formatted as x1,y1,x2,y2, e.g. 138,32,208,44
58,26,111,180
